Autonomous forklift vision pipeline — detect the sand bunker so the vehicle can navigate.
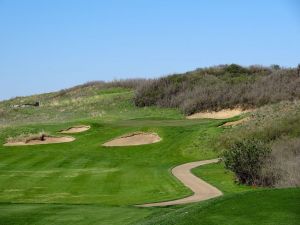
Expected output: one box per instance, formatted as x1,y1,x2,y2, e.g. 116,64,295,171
187,108,252,120
4,136,75,146
60,125,91,134
103,132,161,147
221,117,250,127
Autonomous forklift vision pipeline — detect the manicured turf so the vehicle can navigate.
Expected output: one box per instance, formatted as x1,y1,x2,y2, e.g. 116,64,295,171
0,117,223,225
0,119,221,205
134,188,300,225
0,203,157,225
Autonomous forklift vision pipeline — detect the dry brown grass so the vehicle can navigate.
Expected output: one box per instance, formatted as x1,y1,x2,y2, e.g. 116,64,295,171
268,138,300,187
221,101,300,187
6,131,50,144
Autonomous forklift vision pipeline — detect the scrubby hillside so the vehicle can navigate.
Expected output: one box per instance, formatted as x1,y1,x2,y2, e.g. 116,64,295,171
134,64,300,115
221,101,300,187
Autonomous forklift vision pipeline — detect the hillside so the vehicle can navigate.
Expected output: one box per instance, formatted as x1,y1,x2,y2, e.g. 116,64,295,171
0,82,181,127
134,64,300,114
0,65,299,225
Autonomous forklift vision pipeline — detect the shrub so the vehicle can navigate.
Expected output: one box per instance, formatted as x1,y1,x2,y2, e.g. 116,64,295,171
224,64,249,74
223,138,271,186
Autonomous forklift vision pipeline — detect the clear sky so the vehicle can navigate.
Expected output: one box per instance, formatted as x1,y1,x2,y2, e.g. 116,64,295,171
0,0,299,100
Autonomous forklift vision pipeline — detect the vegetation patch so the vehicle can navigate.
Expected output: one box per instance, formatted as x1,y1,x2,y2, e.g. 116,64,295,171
4,132,75,146
221,101,300,187
223,138,272,186
134,64,300,115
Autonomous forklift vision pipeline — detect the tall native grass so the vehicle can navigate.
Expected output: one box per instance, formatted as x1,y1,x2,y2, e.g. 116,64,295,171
221,101,300,187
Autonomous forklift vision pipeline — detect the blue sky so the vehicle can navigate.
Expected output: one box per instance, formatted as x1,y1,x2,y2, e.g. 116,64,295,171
0,0,299,100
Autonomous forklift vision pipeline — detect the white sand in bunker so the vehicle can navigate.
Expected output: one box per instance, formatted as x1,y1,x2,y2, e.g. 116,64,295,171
103,132,161,147
186,108,252,119
60,125,91,134
4,136,75,146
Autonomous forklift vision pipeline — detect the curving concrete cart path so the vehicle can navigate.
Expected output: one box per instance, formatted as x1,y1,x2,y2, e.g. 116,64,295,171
138,159,223,207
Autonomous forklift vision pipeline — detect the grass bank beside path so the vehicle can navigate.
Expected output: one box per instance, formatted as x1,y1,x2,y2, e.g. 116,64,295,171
133,188,300,225
193,162,253,194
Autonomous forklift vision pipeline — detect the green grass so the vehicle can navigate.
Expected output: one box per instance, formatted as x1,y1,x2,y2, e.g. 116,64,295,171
96,87,131,95
134,188,300,225
0,119,220,205
0,117,224,225
193,162,253,194
0,88,183,127
0,203,157,225
1,87,299,225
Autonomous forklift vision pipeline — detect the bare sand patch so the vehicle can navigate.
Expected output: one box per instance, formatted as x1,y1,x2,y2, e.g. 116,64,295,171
187,108,252,120
103,132,161,147
60,125,91,134
4,136,75,146
221,117,250,127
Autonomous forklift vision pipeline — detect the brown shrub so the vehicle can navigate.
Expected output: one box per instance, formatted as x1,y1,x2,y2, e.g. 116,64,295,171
134,65,300,114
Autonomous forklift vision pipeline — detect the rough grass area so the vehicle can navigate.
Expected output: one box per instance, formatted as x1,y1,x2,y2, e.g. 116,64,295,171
0,87,182,127
221,101,300,187
6,131,50,144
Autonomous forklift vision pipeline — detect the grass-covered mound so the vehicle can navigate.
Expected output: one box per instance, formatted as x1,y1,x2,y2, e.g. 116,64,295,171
0,86,182,127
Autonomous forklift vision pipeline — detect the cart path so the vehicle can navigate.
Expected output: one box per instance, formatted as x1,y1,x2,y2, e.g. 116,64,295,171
138,159,223,207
